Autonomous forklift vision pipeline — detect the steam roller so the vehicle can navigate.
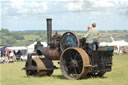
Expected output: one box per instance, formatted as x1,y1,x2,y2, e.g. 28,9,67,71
24,18,113,80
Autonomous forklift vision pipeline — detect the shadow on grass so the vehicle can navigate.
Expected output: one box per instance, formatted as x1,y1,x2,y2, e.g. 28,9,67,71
21,74,107,80
22,75,66,79
52,75,66,79
22,76,35,78
22,76,46,78
86,75,108,79
52,74,108,80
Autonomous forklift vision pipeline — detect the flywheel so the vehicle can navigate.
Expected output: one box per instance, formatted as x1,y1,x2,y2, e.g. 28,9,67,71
60,47,90,79
60,32,80,51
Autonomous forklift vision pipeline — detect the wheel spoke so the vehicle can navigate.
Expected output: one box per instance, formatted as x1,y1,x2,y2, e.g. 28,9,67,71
67,65,73,69
74,52,79,59
78,59,82,63
68,66,74,73
65,61,70,65
76,67,81,74
70,68,79,78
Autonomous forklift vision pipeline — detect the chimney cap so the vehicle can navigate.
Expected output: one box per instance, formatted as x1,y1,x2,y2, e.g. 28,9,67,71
46,18,52,20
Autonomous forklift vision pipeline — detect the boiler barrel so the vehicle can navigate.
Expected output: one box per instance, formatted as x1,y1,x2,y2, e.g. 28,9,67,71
39,47,60,60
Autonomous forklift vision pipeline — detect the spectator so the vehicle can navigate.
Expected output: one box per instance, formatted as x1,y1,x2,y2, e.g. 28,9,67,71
9,51,14,63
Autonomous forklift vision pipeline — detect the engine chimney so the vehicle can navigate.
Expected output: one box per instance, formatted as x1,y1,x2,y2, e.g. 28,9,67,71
46,18,52,44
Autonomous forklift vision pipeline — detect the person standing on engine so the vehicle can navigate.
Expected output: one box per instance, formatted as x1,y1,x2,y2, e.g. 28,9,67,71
82,23,100,51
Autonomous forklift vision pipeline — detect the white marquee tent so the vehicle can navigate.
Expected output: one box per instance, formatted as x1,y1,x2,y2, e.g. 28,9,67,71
100,40,128,54
6,46,27,51
27,42,47,54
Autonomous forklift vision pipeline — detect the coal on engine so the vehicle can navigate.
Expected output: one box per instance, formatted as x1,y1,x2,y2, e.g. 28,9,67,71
24,18,113,79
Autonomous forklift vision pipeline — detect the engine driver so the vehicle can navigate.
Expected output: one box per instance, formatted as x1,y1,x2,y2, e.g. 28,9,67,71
82,23,100,51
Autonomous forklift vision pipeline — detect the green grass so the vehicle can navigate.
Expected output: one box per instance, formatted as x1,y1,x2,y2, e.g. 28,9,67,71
1,54,128,85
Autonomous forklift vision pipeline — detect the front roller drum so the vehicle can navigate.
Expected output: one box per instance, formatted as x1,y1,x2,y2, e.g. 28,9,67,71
25,57,54,77
60,48,91,79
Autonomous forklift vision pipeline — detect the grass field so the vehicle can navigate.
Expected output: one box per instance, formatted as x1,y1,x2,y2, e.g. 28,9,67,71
1,54,128,85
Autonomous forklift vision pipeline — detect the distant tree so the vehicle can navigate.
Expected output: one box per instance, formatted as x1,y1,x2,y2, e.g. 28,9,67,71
16,36,24,40
0,28,10,36
35,38,40,41
6,36,16,45
0,28,9,33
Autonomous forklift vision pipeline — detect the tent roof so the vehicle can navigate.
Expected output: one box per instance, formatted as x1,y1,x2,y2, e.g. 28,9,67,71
27,42,47,48
6,46,27,50
0,46,9,51
100,41,128,47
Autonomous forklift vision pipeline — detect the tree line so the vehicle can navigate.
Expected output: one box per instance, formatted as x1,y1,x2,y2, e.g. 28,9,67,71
0,28,128,46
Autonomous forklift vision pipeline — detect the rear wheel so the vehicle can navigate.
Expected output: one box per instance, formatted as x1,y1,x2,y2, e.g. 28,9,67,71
60,48,90,79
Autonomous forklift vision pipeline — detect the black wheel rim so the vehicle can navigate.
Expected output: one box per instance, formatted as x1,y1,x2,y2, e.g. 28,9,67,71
60,49,83,79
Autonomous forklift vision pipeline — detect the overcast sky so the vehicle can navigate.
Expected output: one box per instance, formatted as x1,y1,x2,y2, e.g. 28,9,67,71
1,0,128,31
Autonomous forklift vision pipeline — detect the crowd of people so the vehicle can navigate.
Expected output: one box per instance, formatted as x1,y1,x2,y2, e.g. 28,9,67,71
0,51,18,64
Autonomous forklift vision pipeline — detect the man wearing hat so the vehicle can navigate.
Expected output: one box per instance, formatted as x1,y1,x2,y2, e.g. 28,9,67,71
83,23,100,51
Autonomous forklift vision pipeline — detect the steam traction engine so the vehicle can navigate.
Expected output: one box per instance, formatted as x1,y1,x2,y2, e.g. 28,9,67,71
24,18,113,79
